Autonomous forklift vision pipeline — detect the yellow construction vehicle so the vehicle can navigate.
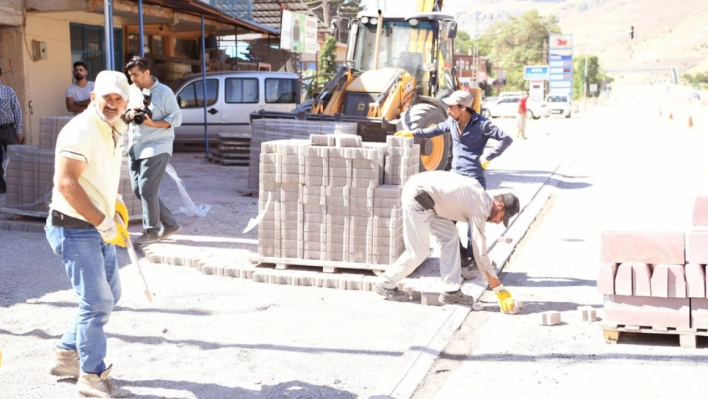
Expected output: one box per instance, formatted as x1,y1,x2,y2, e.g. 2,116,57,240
252,0,467,171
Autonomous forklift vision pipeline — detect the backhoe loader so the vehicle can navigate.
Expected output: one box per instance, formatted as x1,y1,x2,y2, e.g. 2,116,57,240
251,0,478,171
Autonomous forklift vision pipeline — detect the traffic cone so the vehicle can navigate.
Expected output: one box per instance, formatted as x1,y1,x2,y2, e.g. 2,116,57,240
688,114,694,128
669,111,673,120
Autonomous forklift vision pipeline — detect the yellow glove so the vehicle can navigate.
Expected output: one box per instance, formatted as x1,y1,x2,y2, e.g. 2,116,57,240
96,216,129,247
115,198,129,226
394,130,414,138
481,159,490,169
493,284,516,314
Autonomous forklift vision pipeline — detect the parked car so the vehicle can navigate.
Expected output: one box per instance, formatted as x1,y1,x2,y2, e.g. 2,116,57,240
544,94,572,118
482,96,548,119
169,71,301,144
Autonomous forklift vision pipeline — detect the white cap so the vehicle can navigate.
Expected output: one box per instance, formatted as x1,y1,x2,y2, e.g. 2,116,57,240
442,90,474,108
93,70,130,101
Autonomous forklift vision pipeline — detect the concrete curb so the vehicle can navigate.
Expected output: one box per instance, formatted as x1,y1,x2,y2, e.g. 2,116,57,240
371,154,578,399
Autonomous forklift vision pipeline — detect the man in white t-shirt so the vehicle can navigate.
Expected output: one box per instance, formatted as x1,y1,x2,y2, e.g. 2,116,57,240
65,61,95,114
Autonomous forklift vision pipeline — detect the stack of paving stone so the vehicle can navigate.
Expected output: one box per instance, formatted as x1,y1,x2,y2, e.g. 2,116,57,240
39,116,73,151
205,133,251,166
598,197,708,343
257,133,420,271
3,116,142,220
247,119,358,194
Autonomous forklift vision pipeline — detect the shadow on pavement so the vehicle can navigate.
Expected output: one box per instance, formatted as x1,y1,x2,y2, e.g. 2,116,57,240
501,271,597,288
125,378,357,399
31,301,212,316
486,169,592,191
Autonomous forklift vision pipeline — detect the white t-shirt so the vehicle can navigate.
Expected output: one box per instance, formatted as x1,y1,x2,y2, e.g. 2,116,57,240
50,105,126,222
65,81,95,102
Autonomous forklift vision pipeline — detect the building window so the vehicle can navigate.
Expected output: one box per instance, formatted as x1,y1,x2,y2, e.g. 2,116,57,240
70,23,124,80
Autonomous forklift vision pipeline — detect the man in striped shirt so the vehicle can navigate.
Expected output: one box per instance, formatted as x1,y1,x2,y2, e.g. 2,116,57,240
0,68,23,193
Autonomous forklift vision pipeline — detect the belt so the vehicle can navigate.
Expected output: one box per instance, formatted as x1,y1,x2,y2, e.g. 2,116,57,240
50,210,93,229
0,123,13,128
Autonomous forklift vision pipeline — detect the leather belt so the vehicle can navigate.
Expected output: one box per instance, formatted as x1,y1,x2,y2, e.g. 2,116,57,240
50,210,93,229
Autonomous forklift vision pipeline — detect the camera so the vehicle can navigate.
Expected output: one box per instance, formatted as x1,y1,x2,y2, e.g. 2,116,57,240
130,88,153,125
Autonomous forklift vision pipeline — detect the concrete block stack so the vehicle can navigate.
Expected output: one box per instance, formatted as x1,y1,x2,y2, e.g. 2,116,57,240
257,133,420,270
248,119,358,193
4,116,142,219
599,197,708,330
39,116,73,150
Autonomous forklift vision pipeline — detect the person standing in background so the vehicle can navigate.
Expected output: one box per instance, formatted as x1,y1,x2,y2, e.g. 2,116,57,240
0,68,24,194
517,91,529,139
66,61,95,114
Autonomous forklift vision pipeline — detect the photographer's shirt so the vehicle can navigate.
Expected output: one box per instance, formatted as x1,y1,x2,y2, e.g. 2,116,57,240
128,77,182,159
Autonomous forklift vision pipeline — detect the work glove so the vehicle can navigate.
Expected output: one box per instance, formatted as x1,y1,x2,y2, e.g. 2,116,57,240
96,215,129,248
480,159,490,169
115,197,129,226
394,130,414,138
493,284,516,314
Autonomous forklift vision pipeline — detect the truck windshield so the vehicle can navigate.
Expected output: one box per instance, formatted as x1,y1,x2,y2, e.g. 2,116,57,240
352,19,435,75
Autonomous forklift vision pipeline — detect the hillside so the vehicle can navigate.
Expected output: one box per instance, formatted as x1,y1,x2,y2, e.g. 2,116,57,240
449,0,708,77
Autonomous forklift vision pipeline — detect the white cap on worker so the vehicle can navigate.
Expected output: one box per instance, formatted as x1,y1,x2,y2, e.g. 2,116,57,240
442,90,474,108
93,70,130,101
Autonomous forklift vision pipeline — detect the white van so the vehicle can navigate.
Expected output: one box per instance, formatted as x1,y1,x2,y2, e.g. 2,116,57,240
170,71,301,143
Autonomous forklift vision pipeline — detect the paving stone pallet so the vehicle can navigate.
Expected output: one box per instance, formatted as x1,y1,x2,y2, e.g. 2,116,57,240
602,323,708,348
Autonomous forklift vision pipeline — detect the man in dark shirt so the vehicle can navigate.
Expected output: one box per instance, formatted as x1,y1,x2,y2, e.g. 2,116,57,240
395,90,513,276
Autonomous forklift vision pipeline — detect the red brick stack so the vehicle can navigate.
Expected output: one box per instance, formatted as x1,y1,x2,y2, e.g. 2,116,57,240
598,197,708,329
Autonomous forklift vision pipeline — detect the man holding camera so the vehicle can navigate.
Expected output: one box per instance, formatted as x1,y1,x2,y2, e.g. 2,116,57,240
123,56,182,246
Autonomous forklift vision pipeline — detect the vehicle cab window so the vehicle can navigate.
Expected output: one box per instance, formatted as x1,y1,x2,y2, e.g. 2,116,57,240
226,78,259,103
177,79,219,108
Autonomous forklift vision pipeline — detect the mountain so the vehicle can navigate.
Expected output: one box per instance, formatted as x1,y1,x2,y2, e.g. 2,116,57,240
453,0,708,76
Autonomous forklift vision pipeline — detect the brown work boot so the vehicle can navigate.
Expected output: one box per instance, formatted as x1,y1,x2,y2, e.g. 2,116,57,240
77,364,131,398
49,348,80,378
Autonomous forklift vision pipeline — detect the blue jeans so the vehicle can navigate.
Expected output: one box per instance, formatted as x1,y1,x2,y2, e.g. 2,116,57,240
45,218,121,375
129,149,178,234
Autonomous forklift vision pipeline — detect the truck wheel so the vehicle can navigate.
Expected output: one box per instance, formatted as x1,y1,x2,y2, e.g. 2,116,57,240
400,104,449,172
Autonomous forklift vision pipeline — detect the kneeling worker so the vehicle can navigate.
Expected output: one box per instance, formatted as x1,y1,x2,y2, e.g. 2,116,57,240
373,170,519,313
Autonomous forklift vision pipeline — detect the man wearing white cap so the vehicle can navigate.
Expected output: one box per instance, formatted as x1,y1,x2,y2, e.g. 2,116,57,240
45,70,132,398
395,90,513,276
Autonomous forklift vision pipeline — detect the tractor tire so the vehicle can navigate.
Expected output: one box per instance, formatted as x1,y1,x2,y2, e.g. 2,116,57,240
399,103,449,172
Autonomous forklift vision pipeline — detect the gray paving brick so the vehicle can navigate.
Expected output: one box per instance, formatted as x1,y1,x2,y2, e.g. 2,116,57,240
328,205,350,216
302,146,329,158
373,197,401,208
303,185,326,196
281,183,301,192
303,194,326,205
374,185,402,199
310,134,334,146
304,212,326,223
328,157,349,168
352,168,378,179
349,196,373,207
373,207,402,218
334,134,362,147
350,176,377,188
304,174,325,186
304,156,328,168
350,206,374,217
349,187,374,198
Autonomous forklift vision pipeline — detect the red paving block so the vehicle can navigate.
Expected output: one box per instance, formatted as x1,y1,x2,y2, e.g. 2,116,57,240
600,231,685,265
630,263,652,297
687,230,708,264
650,264,669,298
690,298,708,329
693,196,708,226
667,264,687,298
614,264,634,296
603,295,690,328
597,263,618,295
685,264,706,298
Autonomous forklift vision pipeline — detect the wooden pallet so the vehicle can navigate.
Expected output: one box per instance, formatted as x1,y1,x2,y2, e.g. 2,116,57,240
251,255,387,274
602,324,708,348
204,151,249,166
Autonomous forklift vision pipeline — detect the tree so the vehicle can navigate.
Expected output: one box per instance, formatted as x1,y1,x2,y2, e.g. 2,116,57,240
573,55,606,99
319,36,338,76
454,30,473,55
477,10,561,91
304,0,364,42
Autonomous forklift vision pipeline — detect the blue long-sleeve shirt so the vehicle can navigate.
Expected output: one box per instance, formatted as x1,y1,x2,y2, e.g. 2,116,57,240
128,77,182,159
415,111,512,179
0,81,23,134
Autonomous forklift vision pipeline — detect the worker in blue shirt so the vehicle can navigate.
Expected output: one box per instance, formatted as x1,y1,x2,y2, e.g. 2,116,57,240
0,68,24,194
396,90,513,277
